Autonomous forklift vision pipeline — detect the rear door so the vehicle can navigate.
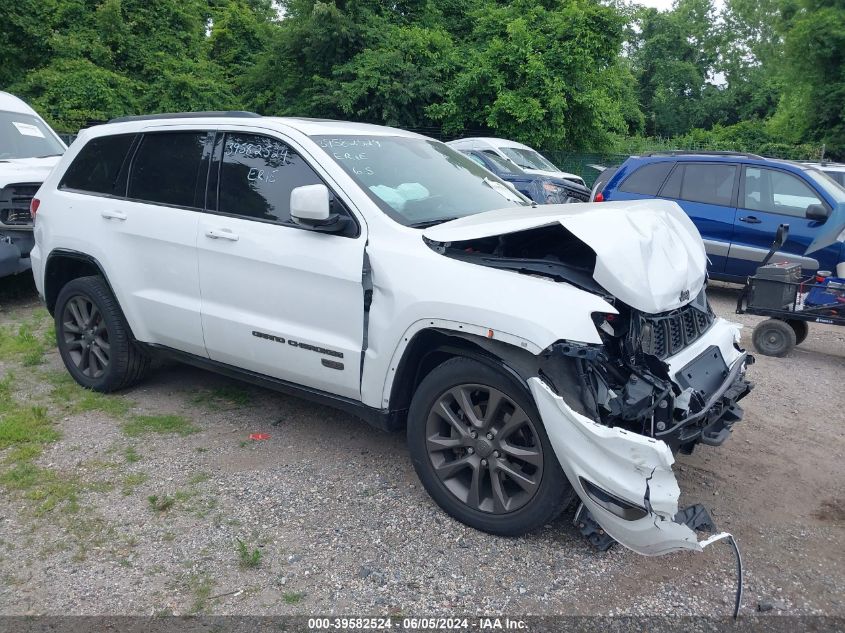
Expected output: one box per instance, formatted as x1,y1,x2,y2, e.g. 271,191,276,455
657,162,739,276
57,128,212,356
196,128,367,398
726,165,829,278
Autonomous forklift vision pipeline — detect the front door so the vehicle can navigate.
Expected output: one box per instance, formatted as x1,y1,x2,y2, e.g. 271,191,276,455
726,165,829,278
197,130,367,399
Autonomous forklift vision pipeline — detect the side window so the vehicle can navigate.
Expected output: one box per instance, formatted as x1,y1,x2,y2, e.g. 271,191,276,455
676,163,737,206
660,164,683,199
216,133,325,223
128,132,210,208
743,167,824,217
618,162,674,195
59,134,136,195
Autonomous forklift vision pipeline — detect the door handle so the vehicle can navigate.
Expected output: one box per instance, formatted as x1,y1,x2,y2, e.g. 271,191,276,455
205,228,239,241
739,216,762,224
101,210,127,221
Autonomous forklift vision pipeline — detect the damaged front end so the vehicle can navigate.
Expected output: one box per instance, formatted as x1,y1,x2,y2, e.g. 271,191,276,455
542,288,753,455
533,289,753,556
423,208,754,556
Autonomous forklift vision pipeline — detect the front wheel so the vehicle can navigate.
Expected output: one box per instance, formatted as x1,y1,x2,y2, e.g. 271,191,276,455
55,275,150,392
407,356,574,536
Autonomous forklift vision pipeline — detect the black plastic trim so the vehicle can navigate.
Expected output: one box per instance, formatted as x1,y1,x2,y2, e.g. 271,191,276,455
108,111,261,123
141,344,401,432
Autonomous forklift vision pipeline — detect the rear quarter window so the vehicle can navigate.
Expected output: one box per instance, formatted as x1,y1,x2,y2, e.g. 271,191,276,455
618,162,674,195
59,134,136,195
661,163,737,206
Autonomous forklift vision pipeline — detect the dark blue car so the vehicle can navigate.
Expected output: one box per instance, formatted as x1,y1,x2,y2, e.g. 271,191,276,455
596,152,845,282
458,149,591,204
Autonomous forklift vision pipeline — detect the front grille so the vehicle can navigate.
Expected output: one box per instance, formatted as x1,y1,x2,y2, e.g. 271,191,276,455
641,303,715,359
0,183,39,226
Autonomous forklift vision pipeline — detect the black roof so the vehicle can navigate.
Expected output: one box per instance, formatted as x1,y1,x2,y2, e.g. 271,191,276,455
108,111,261,123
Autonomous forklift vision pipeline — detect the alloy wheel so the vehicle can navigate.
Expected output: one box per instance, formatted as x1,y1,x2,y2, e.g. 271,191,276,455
425,384,543,514
61,294,110,379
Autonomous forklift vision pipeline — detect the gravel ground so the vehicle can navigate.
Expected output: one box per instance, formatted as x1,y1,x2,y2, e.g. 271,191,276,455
0,275,842,617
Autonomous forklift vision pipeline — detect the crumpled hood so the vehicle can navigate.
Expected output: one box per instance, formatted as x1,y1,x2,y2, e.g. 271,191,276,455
0,156,61,188
423,199,707,314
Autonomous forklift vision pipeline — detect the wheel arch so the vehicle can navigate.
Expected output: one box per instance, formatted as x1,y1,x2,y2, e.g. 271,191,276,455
44,249,117,316
387,326,541,417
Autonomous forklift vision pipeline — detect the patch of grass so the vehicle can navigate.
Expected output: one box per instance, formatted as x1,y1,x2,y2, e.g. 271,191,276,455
45,371,132,417
123,445,141,463
122,414,198,437
235,538,262,569
0,312,52,364
189,574,214,614
148,494,176,512
0,375,60,451
187,471,210,486
122,472,149,496
191,385,253,410
0,462,83,515
283,591,306,605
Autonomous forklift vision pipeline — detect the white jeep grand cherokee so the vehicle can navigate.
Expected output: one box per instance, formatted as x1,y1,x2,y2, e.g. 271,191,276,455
31,112,753,556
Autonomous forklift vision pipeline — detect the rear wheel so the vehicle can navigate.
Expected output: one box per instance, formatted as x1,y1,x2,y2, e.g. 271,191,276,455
752,318,796,357
55,276,150,392
407,356,574,536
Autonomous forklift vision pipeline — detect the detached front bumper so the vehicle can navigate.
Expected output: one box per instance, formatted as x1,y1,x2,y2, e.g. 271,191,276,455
529,318,752,556
531,377,725,555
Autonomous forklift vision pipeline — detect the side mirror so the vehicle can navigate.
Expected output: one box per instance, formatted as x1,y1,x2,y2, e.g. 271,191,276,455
290,184,354,235
290,184,331,225
806,203,830,221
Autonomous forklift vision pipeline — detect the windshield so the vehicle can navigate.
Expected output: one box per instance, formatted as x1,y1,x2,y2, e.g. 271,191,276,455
499,146,558,171
484,152,525,176
806,168,845,203
0,111,65,160
313,135,529,226
823,170,845,187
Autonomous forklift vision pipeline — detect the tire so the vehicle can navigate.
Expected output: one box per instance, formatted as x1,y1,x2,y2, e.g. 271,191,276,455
752,318,796,357
55,275,150,392
407,356,574,536
787,319,809,346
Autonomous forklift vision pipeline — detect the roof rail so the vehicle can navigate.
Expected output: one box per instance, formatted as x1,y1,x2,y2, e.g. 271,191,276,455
645,150,764,160
108,111,261,124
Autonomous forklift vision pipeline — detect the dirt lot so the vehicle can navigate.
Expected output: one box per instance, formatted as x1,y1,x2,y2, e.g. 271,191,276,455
0,274,842,617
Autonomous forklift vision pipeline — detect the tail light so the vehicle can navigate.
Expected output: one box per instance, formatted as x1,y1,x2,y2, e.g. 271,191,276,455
30,197,40,219
593,191,604,202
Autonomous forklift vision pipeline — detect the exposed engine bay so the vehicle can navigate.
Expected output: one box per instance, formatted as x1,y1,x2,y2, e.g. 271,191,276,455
427,223,754,454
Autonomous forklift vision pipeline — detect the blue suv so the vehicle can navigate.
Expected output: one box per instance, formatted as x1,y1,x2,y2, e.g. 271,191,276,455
596,152,845,282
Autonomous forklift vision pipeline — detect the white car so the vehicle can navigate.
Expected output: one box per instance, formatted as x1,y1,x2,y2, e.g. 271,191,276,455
31,113,753,557
0,92,66,278
446,137,586,187
801,161,845,188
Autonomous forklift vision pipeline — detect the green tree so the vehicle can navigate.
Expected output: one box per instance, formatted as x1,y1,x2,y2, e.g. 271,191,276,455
776,0,845,157
429,0,637,149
